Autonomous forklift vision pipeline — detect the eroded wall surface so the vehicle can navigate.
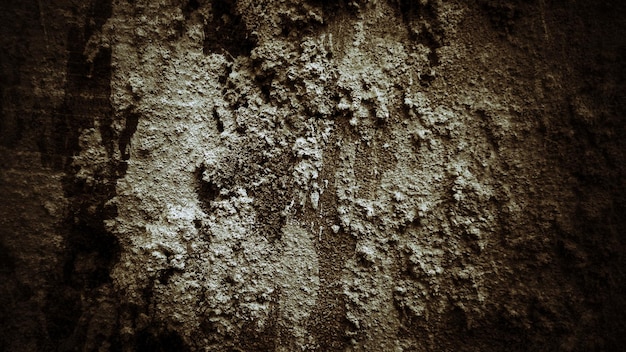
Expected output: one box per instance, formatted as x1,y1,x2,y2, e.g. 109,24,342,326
1,0,625,351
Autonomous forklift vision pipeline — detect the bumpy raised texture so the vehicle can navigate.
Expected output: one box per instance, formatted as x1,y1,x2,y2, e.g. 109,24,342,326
1,0,625,351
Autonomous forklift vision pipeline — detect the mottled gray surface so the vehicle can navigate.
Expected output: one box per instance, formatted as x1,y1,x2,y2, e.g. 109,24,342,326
1,0,625,351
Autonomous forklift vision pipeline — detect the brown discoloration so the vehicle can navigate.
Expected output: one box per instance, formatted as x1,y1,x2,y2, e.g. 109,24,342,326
308,132,356,351
1,0,626,350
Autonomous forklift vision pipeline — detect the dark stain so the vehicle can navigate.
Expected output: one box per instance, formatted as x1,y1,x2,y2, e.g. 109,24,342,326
203,0,257,57
41,0,125,350
0,241,17,349
308,132,356,351
43,285,84,350
119,111,139,160
0,88,23,148
304,0,358,27
157,267,178,285
0,1,36,149
63,220,120,289
136,329,190,352
394,0,444,66
213,109,224,133
195,164,221,212
250,151,294,243
476,0,523,35
0,240,15,275
183,0,201,21
238,315,278,352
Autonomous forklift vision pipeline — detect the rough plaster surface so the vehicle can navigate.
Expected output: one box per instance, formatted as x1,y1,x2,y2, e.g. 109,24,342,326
1,0,625,351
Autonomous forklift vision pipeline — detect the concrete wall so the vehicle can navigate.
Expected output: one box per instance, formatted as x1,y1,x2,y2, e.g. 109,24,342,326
1,0,625,350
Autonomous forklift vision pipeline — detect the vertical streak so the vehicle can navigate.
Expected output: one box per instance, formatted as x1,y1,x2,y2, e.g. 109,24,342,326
37,0,49,50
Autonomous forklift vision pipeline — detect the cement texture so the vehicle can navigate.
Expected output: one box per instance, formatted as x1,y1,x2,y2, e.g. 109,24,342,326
1,0,625,351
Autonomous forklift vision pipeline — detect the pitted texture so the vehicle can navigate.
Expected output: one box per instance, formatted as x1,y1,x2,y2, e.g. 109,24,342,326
1,0,625,351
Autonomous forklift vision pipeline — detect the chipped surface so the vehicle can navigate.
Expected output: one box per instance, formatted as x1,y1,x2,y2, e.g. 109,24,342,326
1,0,626,351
